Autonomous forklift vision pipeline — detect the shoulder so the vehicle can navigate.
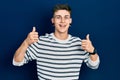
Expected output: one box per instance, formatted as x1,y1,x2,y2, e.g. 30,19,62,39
69,35,82,42
39,33,53,40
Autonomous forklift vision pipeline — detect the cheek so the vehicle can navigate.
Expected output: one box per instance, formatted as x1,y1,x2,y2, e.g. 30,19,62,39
54,20,60,25
52,19,59,24
54,22,59,26
65,19,71,24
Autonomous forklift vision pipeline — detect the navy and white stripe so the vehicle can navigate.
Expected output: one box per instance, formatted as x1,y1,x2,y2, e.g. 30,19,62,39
22,33,99,80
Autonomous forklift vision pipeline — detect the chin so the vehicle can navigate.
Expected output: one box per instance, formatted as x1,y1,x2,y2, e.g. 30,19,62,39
59,30,68,34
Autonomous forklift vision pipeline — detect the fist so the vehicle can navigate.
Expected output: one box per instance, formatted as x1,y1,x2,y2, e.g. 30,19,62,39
81,34,94,53
25,27,39,45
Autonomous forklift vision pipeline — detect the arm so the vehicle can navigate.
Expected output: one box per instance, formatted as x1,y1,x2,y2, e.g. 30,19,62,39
82,34,100,68
13,40,29,62
13,27,39,64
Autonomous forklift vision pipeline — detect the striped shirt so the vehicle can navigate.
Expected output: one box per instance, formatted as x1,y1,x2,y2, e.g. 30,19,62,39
13,33,100,80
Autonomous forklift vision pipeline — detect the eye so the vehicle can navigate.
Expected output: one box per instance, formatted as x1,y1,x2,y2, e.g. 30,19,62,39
65,16,70,19
56,16,61,19
54,15,61,19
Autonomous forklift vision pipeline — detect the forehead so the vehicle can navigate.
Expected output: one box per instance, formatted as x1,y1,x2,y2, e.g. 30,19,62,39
54,10,70,16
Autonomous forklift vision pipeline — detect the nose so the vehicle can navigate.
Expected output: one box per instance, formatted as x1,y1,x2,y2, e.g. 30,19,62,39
61,17,65,23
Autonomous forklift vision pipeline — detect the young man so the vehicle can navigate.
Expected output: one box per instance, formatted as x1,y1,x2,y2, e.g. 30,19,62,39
13,4,100,80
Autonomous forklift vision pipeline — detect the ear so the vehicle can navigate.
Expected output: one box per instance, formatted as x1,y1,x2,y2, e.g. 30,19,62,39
51,18,54,24
70,18,72,24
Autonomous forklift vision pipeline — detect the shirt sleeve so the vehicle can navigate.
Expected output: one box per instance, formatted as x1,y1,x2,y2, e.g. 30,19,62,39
13,58,25,66
84,52,100,69
13,43,38,66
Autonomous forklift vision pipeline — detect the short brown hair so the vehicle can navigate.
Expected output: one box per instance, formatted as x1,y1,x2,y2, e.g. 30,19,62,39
53,4,71,15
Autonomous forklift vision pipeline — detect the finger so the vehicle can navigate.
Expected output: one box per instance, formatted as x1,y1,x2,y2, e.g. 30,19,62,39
33,38,39,42
82,45,86,48
81,40,87,42
30,38,38,43
32,27,36,32
32,38,38,41
86,34,90,40
33,37,39,40
82,44,88,47
33,35,38,38
81,40,88,45
34,32,38,35
29,35,34,40
81,43,87,46
30,32,38,36
81,46,86,50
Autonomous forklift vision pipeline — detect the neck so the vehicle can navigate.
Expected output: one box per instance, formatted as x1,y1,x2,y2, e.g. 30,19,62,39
54,32,69,40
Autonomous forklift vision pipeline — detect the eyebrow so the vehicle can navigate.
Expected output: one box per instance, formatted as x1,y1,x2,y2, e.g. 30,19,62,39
54,15,70,17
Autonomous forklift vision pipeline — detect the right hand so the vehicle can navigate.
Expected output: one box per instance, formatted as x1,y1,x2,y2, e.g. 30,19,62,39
25,27,39,46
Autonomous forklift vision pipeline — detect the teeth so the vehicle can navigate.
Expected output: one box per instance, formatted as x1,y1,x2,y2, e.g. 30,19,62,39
60,24,66,27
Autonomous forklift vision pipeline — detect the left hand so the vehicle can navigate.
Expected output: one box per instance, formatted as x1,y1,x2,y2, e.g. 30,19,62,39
81,34,94,53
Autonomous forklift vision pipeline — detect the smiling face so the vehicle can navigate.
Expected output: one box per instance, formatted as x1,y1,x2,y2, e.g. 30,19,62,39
51,10,72,34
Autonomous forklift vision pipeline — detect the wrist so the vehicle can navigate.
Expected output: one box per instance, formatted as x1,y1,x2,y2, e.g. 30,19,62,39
23,39,29,48
89,48,97,55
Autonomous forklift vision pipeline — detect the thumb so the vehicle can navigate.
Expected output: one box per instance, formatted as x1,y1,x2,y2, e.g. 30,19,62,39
32,27,36,32
86,34,90,40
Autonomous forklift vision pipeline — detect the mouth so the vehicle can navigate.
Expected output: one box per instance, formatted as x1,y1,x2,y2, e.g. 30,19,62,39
59,24,66,28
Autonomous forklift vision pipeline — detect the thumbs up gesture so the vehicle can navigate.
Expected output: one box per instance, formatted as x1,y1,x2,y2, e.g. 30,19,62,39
81,34,94,53
25,27,39,45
